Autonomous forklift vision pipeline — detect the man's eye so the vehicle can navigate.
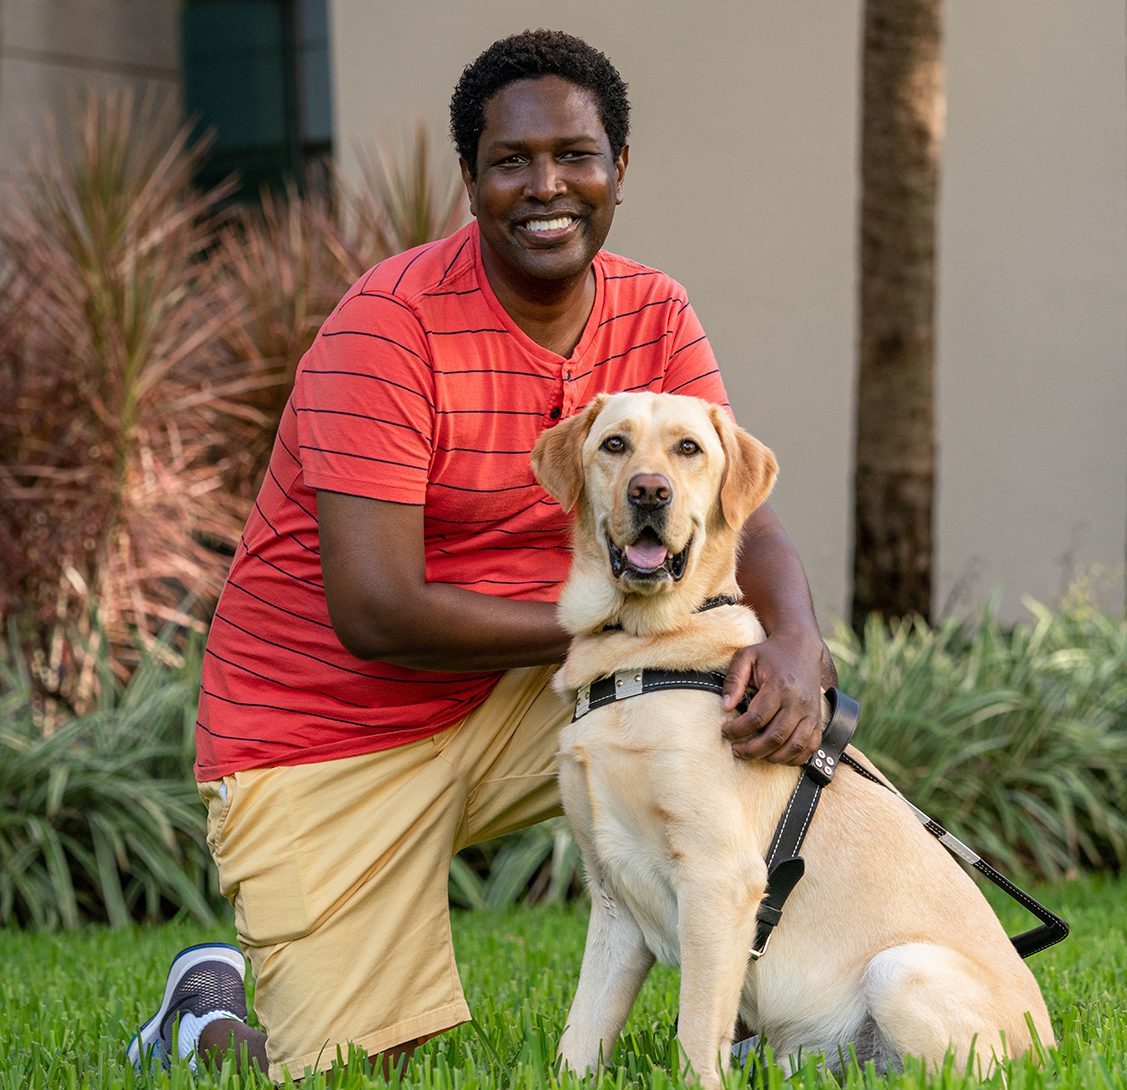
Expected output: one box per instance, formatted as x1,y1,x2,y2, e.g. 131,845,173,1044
601,436,626,454
678,438,701,456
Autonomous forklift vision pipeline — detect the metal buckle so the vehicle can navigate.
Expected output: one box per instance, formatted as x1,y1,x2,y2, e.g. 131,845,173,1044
748,933,771,961
805,747,836,786
613,669,644,698
574,684,591,720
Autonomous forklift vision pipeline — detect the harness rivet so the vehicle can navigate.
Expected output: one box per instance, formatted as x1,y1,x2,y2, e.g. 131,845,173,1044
817,749,826,759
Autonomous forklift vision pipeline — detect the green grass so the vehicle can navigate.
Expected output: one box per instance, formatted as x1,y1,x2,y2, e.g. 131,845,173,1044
0,873,1123,1090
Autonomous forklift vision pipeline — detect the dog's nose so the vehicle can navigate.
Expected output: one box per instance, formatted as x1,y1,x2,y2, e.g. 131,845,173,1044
627,473,672,509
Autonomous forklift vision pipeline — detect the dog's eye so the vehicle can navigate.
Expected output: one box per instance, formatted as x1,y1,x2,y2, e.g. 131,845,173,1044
678,439,701,456
601,435,627,454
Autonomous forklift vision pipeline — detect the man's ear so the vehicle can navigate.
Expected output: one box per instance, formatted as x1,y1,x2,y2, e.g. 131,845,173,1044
614,145,629,205
530,396,609,513
709,406,778,530
459,157,478,216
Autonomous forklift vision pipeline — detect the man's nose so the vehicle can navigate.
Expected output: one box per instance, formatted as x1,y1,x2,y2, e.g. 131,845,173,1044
524,156,565,201
627,473,672,509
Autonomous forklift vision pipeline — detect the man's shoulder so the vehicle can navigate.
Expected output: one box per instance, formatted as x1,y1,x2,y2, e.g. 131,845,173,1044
596,249,689,302
352,222,478,307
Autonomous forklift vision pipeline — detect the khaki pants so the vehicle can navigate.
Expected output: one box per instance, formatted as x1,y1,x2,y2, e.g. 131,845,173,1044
199,665,569,1081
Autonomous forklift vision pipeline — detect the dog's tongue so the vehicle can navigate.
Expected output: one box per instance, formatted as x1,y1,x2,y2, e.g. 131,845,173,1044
625,540,669,571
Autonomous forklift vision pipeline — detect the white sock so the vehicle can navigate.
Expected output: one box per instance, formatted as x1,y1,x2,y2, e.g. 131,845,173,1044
175,1009,245,1069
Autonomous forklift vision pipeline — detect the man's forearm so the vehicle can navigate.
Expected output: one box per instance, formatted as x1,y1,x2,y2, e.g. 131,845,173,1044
735,504,837,687
736,505,818,635
365,584,571,672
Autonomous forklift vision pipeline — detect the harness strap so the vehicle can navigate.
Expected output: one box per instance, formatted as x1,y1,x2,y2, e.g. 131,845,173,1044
750,689,859,958
573,669,752,722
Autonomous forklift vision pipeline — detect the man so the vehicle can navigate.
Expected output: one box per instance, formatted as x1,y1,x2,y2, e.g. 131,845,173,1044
128,29,834,1081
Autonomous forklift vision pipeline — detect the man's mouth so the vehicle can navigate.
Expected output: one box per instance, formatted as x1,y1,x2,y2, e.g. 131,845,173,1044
524,215,576,233
517,214,580,241
607,528,690,582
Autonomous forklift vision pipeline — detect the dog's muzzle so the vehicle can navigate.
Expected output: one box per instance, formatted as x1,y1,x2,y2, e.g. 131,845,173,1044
607,530,691,582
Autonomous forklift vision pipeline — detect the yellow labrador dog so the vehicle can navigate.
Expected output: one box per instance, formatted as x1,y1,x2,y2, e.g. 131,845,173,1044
530,392,1054,1088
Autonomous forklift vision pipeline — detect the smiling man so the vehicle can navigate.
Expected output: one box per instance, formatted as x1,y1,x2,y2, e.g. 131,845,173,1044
128,30,834,1082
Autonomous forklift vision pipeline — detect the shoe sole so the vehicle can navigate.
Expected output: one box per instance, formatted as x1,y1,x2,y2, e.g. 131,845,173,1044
126,943,245,1071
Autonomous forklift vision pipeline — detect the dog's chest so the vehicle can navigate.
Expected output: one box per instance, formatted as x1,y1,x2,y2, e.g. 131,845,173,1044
558,694,743,967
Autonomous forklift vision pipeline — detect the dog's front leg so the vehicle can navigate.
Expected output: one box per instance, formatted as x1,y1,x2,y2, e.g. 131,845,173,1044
558,877,655,1075
674,872,762,1090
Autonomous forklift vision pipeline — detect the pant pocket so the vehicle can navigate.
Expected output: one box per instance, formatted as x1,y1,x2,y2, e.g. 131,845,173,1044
208,770,313,946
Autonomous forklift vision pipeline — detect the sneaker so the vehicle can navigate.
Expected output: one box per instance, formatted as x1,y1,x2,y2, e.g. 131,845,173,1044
126,943,247,1072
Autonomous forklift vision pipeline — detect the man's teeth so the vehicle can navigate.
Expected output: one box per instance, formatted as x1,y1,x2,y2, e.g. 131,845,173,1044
524,216,574,232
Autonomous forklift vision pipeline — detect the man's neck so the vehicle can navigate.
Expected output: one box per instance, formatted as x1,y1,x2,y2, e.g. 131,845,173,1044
480,246,596,359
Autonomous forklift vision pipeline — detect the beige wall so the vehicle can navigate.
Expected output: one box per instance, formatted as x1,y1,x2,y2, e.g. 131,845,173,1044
0,0,181,187
938,3,1127,617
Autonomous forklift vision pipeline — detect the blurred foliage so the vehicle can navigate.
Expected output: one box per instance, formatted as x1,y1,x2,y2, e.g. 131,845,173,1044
829,589,1127,880
345,118,468,260
0,624,215,929
0,91,261,713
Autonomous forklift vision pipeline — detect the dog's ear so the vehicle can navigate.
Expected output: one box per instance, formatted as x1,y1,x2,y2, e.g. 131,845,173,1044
710,406,778,529
531,395,609,512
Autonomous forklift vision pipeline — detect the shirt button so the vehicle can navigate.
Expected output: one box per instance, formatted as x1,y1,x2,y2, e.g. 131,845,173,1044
549,407,562,419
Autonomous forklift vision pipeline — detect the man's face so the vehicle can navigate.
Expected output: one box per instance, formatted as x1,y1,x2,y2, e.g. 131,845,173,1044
461,75,628,295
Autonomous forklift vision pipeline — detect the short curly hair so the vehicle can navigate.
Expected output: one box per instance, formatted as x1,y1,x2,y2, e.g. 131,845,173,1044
450,29,630,177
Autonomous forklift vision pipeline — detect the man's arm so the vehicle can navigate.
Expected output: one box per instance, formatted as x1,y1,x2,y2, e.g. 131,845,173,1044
722,501,838,765
318,491,571,671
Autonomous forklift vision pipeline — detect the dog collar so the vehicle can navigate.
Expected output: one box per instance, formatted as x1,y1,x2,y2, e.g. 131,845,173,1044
597,594,742,634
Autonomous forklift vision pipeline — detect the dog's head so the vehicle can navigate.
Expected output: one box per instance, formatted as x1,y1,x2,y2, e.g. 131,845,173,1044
532,392,777,632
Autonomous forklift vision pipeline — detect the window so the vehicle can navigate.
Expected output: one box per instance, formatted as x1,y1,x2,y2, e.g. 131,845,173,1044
182,0,332,197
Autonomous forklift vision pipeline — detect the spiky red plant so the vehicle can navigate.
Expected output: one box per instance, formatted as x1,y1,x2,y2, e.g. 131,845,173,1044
0,92,272,708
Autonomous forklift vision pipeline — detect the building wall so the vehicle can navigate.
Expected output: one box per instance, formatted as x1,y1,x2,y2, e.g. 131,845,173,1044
330,0,1126,624
0,0,181,187
937,4,1127,616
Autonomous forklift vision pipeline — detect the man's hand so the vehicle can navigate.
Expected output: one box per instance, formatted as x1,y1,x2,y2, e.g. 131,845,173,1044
720,628,837,765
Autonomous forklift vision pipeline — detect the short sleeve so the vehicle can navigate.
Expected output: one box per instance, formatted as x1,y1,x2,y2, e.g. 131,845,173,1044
661,300,733,418
293,290,436,502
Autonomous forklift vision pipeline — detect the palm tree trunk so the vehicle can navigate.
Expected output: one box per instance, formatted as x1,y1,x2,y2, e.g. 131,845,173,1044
852,0,944,628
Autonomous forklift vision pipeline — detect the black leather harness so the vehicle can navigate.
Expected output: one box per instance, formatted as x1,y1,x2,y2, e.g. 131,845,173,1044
570,678,1068,961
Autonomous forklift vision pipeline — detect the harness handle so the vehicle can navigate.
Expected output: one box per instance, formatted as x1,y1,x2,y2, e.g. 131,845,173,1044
838,750,1070,958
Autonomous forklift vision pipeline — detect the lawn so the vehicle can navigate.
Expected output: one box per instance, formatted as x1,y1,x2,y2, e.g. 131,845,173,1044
0,873,1122,1090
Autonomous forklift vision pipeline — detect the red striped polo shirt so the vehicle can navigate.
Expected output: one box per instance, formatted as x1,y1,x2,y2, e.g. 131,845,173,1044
195,221,731,780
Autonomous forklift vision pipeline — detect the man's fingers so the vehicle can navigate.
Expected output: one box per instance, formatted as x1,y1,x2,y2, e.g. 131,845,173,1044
722,648,755,711
722,684,779,742
731,713,821,766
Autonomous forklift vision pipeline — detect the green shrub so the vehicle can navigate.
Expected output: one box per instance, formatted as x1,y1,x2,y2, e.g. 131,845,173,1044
829,593,1127,880
0,628,215,929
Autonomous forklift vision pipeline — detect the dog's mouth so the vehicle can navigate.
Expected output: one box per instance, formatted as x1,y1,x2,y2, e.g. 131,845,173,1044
607,528,690,582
